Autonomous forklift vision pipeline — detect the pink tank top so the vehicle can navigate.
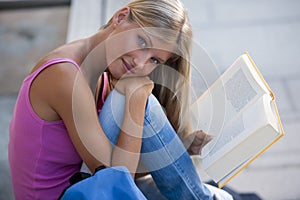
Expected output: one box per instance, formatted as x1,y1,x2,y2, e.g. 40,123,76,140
97,72,109,114
9,58,83,200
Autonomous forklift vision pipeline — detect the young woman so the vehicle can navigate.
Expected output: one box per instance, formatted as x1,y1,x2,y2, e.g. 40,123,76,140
9,0,232,199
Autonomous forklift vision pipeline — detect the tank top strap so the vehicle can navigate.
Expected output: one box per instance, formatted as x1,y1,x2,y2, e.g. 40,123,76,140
26,58,81,82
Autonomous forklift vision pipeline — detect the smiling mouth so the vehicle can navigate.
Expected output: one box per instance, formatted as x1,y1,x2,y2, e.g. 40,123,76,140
122,58,131,73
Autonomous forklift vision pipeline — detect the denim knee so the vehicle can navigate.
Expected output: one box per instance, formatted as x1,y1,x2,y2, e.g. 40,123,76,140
99,90,167,139
99,90,164,142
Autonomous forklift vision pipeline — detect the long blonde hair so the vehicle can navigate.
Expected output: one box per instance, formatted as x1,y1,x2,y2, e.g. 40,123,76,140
105,0,193,139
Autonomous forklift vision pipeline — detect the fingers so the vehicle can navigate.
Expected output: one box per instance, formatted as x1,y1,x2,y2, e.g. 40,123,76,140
192,130,212,144
186,130,213,155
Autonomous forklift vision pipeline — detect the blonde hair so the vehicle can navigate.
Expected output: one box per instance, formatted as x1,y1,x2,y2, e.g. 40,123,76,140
105,0,193,139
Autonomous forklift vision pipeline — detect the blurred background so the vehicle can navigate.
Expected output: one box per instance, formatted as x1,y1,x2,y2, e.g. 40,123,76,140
1,0,299,199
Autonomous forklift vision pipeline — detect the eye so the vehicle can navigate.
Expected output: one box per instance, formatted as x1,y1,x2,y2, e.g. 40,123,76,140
138,36,147,48
151,57,160,65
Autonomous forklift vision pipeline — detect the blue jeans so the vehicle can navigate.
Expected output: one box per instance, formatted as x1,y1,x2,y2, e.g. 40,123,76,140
99,90,213,200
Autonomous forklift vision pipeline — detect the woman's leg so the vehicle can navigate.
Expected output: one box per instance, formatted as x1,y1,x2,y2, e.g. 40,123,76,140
99,90,231,200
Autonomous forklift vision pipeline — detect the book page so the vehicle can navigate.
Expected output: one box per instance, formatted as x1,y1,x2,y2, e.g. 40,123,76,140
224,69,257,113
221,55,269,121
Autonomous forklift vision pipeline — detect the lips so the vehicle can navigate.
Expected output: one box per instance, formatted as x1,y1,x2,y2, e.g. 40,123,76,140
122,58,131,73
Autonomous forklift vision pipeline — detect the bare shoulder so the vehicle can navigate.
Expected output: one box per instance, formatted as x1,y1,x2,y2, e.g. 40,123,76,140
29,39,89,121
30,61,84,121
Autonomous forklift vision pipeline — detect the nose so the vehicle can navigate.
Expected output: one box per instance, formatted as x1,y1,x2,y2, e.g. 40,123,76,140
132,51,151,69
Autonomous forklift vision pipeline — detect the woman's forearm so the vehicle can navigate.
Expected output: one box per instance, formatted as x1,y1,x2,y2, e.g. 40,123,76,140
111,92,147,177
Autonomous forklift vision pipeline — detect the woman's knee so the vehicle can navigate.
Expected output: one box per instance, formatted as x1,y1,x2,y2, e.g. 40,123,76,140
102,90,167,127
99,90,170,140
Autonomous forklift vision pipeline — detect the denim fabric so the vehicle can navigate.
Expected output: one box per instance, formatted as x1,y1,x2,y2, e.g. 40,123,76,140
99,90,213,200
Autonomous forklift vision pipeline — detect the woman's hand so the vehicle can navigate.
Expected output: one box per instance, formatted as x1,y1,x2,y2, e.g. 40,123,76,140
183,130,213,155
114,75,154,100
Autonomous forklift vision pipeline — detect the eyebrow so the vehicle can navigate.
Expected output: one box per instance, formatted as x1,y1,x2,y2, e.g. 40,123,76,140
141,29,168,64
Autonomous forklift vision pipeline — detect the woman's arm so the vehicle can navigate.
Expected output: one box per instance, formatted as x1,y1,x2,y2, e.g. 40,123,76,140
111,76,154,177
47,63,113,171
46,64,152,176
38,63,146,173
111,90,147,176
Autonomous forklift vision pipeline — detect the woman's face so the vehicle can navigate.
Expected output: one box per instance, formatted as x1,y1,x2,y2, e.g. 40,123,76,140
105,20,175,79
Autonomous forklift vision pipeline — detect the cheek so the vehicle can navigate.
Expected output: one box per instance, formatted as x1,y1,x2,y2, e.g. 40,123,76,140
107,61,122,79
106,32,139,65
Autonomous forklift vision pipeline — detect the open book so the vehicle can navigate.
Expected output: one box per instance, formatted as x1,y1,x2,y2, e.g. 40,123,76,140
190,52,284,188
